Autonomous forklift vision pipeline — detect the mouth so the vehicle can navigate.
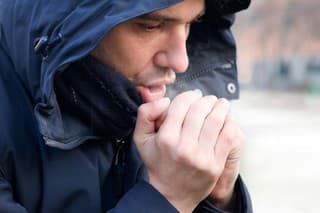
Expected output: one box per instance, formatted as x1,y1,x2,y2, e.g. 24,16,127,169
136,81,172,103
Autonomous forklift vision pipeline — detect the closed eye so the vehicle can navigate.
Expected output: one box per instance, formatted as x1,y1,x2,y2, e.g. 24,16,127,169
136,22,164,32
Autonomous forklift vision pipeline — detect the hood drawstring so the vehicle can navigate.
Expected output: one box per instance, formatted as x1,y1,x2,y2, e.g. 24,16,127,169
33,33,63,59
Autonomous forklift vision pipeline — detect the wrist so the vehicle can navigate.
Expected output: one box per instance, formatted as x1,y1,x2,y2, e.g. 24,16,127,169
209,188,237,212
149,177,199,213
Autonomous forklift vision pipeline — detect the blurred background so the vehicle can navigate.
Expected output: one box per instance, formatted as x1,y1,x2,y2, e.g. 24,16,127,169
232,0,320,212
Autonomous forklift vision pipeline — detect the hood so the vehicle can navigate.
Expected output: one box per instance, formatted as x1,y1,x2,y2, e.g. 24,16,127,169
0,0,250,149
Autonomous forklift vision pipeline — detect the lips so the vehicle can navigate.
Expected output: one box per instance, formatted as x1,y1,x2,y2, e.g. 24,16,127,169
136,84,167,103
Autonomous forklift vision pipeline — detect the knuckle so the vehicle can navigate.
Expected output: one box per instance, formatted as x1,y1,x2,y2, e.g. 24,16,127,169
137,104,148,117
194,154,218,176
205,165,222,181
175,145,193,164
196,157,212,173
221,131,235,147
221,124,245,149
156,133,175,151
220,120,237,143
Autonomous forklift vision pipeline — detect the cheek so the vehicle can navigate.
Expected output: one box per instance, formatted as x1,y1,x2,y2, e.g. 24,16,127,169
94,24,166,79
113,40,158,78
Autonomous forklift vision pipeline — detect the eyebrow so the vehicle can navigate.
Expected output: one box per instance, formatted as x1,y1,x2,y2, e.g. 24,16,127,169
137,9,205,23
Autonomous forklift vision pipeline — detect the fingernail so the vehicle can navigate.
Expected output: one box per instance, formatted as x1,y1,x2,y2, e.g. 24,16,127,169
208,95,218,101
194,89,203,96
219,98,230,106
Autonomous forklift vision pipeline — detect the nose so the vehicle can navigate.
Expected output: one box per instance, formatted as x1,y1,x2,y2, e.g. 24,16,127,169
153,27,189,73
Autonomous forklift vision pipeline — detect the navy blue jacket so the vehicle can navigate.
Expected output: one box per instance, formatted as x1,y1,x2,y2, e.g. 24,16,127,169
0,0,252,212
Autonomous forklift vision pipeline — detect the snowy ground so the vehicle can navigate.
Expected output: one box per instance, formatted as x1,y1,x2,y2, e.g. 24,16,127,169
232,90,320,213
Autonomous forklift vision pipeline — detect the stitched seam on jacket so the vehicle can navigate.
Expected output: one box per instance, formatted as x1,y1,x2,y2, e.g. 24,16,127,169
174,64,234,87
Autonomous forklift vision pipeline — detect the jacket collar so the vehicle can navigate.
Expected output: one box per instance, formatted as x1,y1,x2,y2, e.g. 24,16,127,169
40,56,142,149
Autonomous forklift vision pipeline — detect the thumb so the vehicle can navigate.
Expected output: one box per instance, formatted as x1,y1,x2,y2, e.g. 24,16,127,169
134,98,171,144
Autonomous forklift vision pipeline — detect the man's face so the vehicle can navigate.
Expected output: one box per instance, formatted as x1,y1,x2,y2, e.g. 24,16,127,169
91,0,205,103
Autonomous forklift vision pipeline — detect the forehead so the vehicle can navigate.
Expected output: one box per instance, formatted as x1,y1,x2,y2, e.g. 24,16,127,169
136,0,205,22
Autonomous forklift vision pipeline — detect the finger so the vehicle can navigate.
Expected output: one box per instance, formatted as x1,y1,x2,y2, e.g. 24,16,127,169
158,89,203,139
180,95,218,149
134,97,170,145
155,108,168,131
214,113,242,166
198,98,230,152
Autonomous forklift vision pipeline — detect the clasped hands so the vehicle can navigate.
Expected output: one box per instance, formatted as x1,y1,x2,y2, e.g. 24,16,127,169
134,90,244,213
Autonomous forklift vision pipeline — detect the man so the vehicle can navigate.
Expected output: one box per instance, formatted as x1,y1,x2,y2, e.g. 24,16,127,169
0,0,251,212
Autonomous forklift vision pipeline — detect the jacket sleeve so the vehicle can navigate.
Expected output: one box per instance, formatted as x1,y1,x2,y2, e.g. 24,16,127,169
107,181,178,213
0,42,28,213
0,169,28,213
194,176,253,213
106,176,252,213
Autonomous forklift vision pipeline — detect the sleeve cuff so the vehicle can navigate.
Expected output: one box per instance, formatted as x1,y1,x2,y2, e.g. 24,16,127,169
194,176,253,213
110,181,178,213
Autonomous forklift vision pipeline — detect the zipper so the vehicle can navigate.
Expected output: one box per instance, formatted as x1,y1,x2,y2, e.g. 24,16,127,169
114,138,126,166
113,138,127,198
